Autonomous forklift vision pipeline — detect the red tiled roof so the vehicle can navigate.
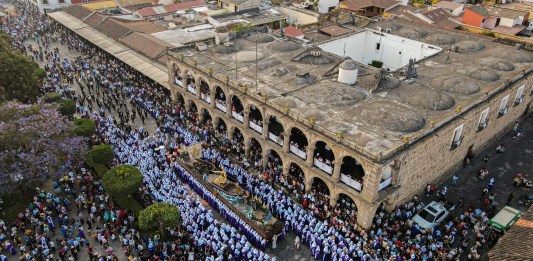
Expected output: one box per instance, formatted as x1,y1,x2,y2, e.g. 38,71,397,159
341,0,398,12
120,32,173,59
119,20,166,33
491,25,527,36
84,12,106,27
488,206,533,260
276,26,304,38
63,4,93,20
423,8,459,29
136,0,205,17
95,18,132,41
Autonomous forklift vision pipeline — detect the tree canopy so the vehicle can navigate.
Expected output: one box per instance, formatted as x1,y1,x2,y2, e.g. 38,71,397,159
58,99,76,117
139,202,181,235
0,101,88,192
73,118,96,137
90,144,115,166
102,164,143,197
0,32,43,103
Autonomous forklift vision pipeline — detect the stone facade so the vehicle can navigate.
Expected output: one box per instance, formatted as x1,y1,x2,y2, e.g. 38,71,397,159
168,57,533,229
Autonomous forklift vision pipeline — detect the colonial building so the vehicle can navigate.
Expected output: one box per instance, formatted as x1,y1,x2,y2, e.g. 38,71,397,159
166,21,533,228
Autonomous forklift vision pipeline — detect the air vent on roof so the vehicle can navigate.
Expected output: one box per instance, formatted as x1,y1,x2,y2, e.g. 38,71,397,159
385,29,391,34
196,42,208,51
451,45,459,53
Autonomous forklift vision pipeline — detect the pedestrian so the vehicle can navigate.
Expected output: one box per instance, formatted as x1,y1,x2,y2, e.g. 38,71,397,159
480,187,489,200
272,233,278,249
506,193,514,205
483,155,489,163
488,178,495,191
295,235,300,250
452,175,459,186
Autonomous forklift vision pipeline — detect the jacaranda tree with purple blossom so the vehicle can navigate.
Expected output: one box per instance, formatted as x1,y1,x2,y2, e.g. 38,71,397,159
0,101,88,193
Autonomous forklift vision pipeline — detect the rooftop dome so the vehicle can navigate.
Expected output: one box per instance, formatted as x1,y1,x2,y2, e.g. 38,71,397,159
271,67,288,77
213,45,236,54
268,41,300,52
480,58,515,72
340,59,357,70
273,97,297,108
493,48,533,63
358,101,426,133
246,33,274,43
293,72,317,85
298,54,334,64
465,67,500,82
397,88,455,111
456,41,485,52
232,51,264,63
397,29,426,40
424,34,456,45
436,76,480,95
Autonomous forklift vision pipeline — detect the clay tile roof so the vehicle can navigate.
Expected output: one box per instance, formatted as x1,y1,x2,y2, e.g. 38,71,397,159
319,25,353,37
488,206,533,260
341,0,398,11
276,25,304,38
84,12,106,27
120,32,173,59
115,0,153,7
303,32,331,43
136,0,205,17
434,1,463,11
467,5,528,19
422,8,459,29
63,4,93,20
120,20,165,34
95,18,132,41
491,25,527,36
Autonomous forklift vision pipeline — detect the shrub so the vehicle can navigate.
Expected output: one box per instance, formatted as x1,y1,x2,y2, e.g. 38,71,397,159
90,144,115,166
102,165,143,197
43,92,62,103
481,30,495,37
73,118,96,137
139,202,181,236
58,99,76,117
371,60,384,68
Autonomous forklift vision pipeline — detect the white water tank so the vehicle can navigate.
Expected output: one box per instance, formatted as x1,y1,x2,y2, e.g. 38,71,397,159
338,59,358,85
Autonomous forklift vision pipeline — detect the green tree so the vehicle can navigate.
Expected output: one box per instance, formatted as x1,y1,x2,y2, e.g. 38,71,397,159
139,202,181,236
102,165,143,197
58,99,76,117
0,32,42,103
73,118,96,137
90,144,115,166
43,92,62,103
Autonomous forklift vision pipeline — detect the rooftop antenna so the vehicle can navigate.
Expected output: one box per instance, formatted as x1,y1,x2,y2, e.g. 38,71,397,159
280,19,284,38
405,58,417,79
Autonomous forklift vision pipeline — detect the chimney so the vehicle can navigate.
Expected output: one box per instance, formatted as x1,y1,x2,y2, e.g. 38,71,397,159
338,59,358,85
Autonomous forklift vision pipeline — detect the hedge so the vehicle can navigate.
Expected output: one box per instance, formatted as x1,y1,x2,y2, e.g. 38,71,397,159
58,99,76,117
73,118,96,137
43,92,62,103
90,144,115,166
102,165,143,197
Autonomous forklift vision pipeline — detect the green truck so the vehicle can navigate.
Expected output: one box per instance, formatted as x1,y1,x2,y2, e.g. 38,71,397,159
488,206,523,233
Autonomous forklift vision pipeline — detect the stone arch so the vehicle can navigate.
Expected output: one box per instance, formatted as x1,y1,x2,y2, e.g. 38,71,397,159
340,156,366,192
229,126,246,156
231,94,245,122
247,137,264,165
199,77,211,103
184,69,195,88
266,148,283,181
173,64,184,87
335,192,358,216
201,108,212,124
189,99,198,113
248,102,264,132
214,86,227,110
216,117,227,132
286,162,306,196
289,127,309,160
313,140,336,175
173,91,185,105
267,115,285,146
307,176,332,218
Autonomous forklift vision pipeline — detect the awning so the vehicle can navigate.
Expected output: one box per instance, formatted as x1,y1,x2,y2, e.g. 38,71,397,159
47,11,169,89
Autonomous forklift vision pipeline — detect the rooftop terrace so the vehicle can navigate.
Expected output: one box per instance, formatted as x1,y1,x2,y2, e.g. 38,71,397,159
170,20,533,160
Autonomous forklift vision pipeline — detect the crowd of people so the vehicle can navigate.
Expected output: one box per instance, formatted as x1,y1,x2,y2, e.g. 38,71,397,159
1,0,523,260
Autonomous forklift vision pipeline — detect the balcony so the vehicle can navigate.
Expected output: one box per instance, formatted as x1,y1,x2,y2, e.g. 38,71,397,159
232,111,244,123
268,132,284,147
450,137,463,150
340,174,363,192
289,145,307,160
201,93,211,104
249,121,263,134
314,158,333,175
514,96,524,106
477,121,488,132
498,107,508,118
187,84,196,95
175,77,183,87
215,101,227,112
379,177,392,191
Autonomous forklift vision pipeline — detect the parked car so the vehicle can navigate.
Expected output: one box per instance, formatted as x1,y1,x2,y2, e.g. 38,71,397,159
413,200,455,229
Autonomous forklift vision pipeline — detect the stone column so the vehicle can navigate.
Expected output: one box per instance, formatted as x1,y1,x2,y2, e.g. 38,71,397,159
226,95,232,117
209,87,216,108
357,201,380,230
262,149,269,169
283,131,290,153
329,192,339,207
171,87,179,103
306,146,315,167
304,174,313,193
199,109,205,122
262,115,269,140
332,158,342,182
360,165,381,203
244,138,251,157
195,77,202,99
243,108,250,128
